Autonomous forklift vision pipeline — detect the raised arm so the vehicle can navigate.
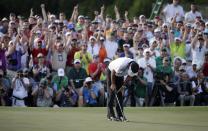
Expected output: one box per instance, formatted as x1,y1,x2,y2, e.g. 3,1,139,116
114,5,120,21
41,4,48,22
191,31,198,49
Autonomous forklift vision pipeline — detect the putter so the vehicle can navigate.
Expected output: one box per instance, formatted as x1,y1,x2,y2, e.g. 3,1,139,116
115,92,127,122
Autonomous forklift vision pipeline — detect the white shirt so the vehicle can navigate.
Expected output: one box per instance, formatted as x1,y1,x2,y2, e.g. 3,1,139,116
87,43,100,57
108,57,134,77
191,81,203,94
191,42,208,68
137,57,156,83
163,4,184,23
185,11,202,23
104,40,118,59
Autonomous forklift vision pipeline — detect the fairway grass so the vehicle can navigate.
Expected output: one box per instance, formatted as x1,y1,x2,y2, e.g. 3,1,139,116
0,107,208,131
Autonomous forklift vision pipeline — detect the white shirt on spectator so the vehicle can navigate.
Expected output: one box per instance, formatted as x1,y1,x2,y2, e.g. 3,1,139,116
163,4,185,23
87,43,100,57
104,40,118,60
137,57,156,83
185,11,202,23
191,42,207,68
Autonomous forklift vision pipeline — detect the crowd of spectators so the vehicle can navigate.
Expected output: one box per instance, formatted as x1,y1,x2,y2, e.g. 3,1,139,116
0,0,208,107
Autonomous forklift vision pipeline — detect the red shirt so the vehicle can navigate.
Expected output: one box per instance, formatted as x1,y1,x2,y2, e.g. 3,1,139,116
66,47,80,67
88,62,103,81
203,62,208,77
32,48,48,65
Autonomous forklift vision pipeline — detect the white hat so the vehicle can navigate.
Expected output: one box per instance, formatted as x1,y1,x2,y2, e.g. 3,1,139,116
154,28,161,33
50,14,56,19
205,22,208,26
65,32,71,37
84,77,93,83
103,58,111,63
123,43,130,47
162,23,169,27
143,48,151,56
174,37,182,41
89,36,96,41
58,68,65,76
74,59,81,64
100,37,105,41
78,15,84,19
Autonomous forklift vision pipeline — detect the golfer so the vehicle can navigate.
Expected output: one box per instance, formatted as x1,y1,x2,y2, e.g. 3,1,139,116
107,57,139,121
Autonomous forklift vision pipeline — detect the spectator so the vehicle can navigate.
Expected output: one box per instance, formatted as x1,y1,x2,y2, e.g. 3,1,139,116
177,73,195,106
79,77,100,107
11,70,28,107
156,57,173,77
119,44,133,59
202,52,208,77
32,53,50,82
137,48,156,106
162,0,185,23
98,36,107,63
104,32,118,60
185,3,202,24
191,32,208,69
0,69,11,106
52,68,68,92
0,40,7,73
133,67,147,106
67,59,87,95
88,55,105,106
169,37,186,60
74,42,92,70
87,36,100,57
32,79,53,107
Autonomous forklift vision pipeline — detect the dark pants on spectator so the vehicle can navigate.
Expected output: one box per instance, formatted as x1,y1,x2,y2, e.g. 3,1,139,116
107,69,124,118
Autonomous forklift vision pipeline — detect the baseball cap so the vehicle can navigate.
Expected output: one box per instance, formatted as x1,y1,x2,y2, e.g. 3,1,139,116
37,53,44,58
154,28,161,33
123,43,130,47
74,59,81,64
84,77,93,83
78,15,84,19
174,37,182,41
89,36,96,41
128,62,139,77
58,68,65,76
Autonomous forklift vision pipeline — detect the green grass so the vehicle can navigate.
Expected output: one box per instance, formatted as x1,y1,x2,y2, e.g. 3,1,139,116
0,107,208,131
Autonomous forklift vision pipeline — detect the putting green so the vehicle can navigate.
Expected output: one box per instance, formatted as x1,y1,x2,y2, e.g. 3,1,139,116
0,107,208,131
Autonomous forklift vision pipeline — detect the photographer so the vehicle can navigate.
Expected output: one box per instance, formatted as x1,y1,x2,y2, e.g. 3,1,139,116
11,69,28,107
56,85,78,107
0,69,11,106
79,77,99,107
32,79,53,107
150,73,177,106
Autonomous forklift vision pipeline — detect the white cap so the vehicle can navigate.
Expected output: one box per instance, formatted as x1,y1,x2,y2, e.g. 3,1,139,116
78,15,84,19
100,37,105,41
154,28,161,33
123,43,130,47
174,37,182,41
50,14,56,18
58,68,65,76
205,22,208,26
89,36,96,41
162,23,169,27
74,59,81,64
84,77,93,83
65,32,71,37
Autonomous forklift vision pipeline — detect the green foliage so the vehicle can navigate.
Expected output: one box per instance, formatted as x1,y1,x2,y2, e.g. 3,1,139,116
0,0,207,19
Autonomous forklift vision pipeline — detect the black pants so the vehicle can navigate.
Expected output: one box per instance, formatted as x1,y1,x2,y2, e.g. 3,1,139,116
107,69,124,118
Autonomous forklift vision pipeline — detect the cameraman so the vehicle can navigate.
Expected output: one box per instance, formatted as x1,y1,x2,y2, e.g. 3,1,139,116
79,77,99,107
11,69,28,107
32,79,53,107
56,85,78,107
0,69,10,106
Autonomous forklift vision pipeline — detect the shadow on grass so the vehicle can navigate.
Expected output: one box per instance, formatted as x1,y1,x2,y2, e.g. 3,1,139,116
128,120,208,128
